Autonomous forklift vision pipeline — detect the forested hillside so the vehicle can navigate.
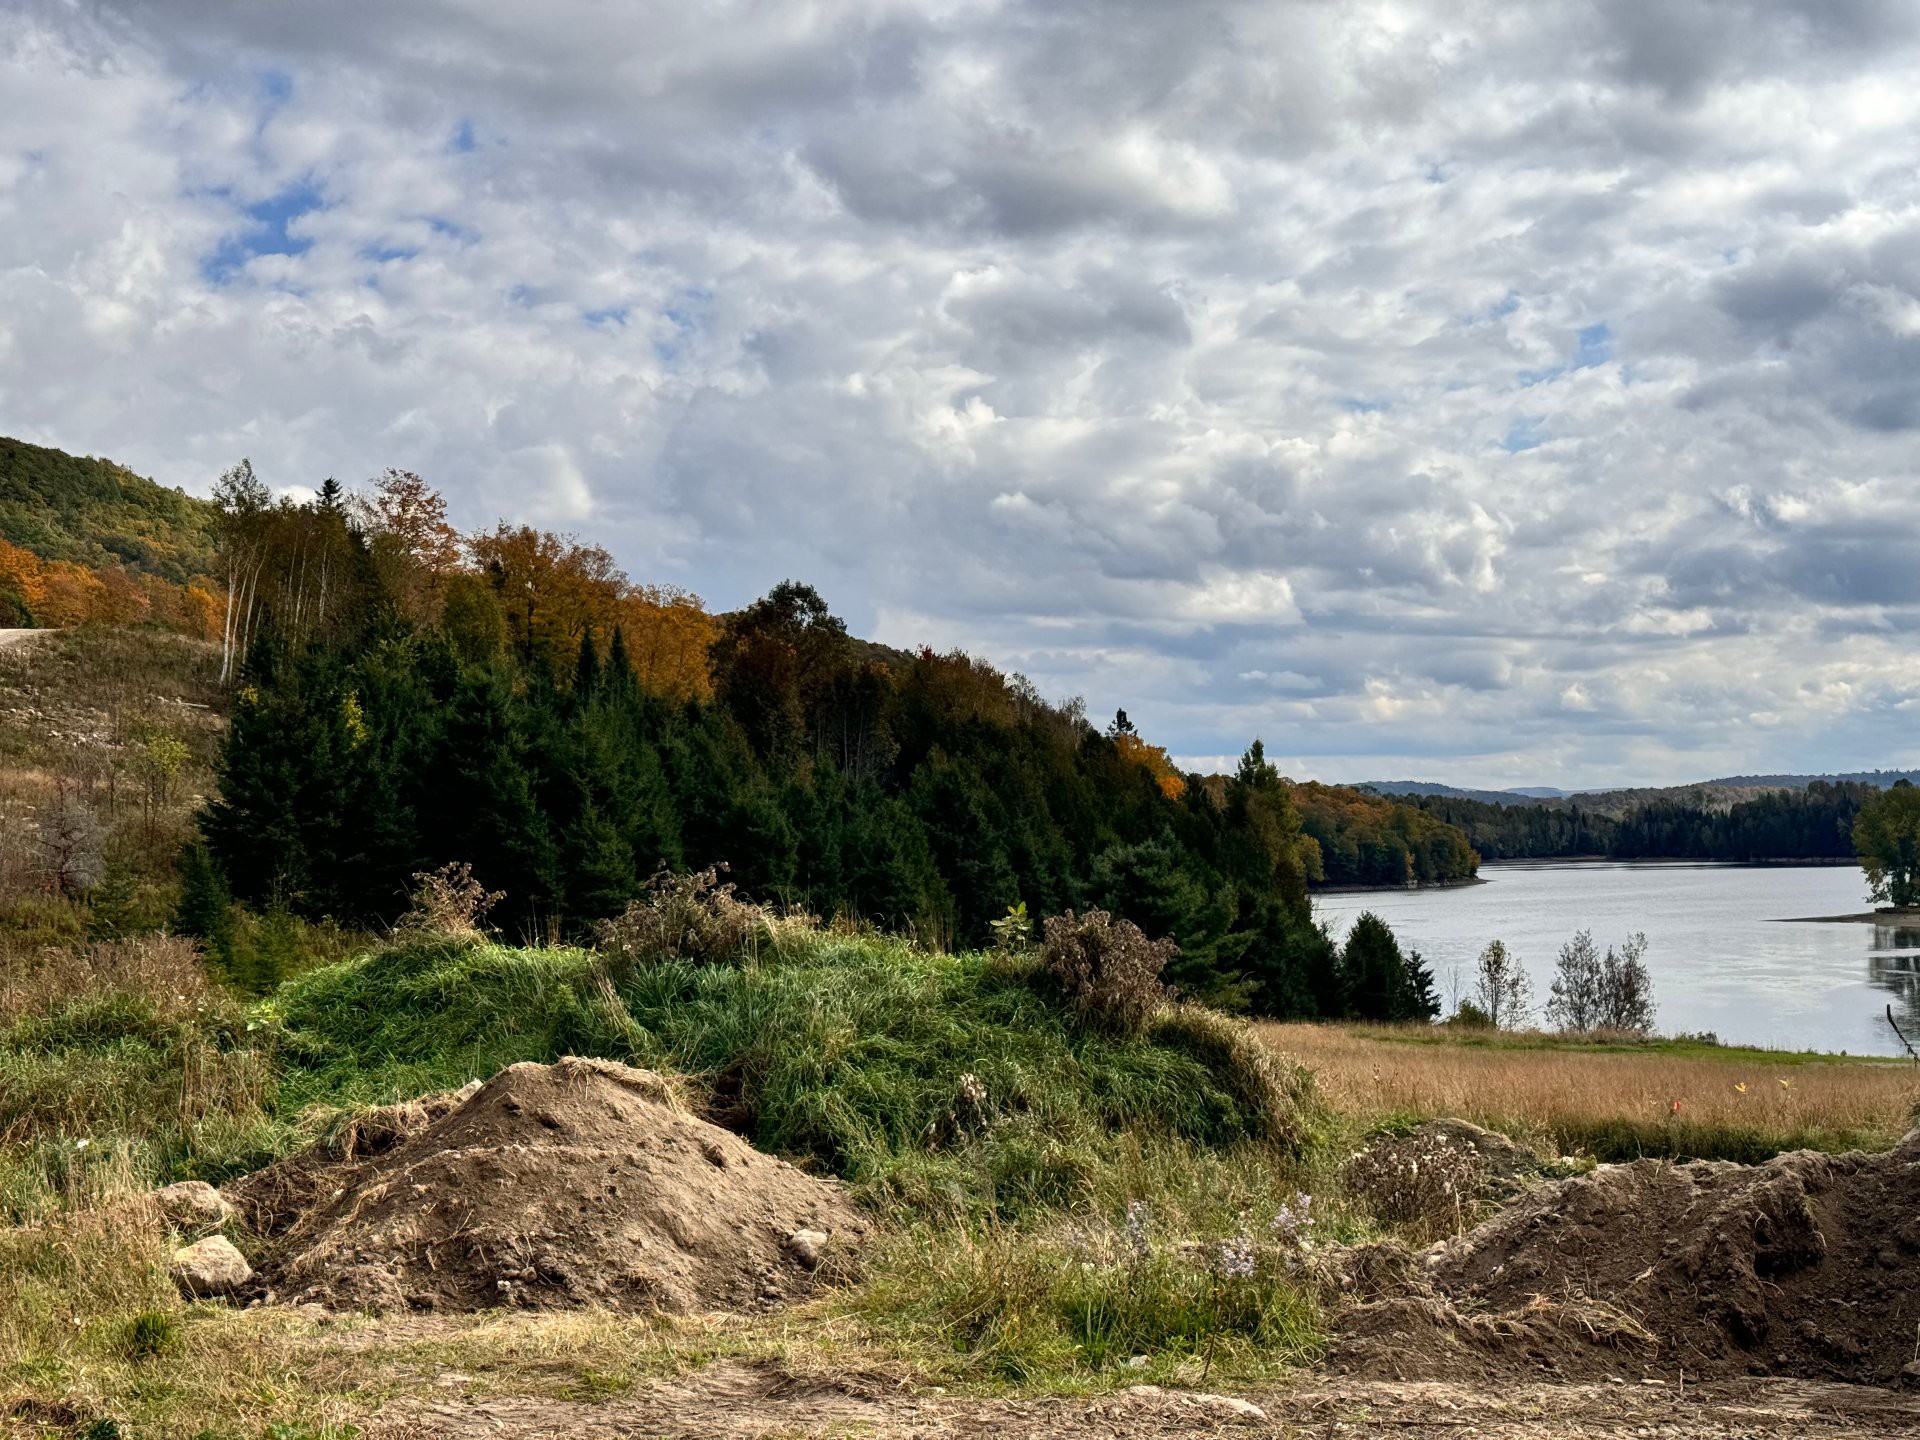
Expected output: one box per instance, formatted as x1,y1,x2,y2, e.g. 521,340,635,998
0,435,221,631
1291,780,1479,886
175,467,1372,1014
0,443,1469,1015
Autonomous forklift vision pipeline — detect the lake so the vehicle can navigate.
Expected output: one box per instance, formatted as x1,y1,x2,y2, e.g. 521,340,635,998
1314,862,1920,1057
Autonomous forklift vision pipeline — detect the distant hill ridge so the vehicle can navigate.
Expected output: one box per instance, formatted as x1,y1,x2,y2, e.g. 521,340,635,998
1364,771,1920,812
0,435,219,585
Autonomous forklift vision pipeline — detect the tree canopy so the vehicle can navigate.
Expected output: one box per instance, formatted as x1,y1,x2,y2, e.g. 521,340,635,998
1854,780,1920,910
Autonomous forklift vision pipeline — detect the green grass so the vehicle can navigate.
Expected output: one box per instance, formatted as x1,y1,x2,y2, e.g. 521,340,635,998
271,935,1313,1216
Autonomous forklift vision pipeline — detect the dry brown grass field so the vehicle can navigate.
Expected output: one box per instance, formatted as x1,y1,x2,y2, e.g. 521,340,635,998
1261,1020,1920,1160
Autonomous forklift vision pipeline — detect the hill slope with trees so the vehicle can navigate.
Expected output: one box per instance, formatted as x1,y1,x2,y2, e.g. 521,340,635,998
0,435,222,631
0,441,1463,1019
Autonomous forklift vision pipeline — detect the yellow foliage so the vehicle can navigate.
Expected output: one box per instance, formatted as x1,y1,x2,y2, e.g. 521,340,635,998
619,585,716,701
1114,731,1187,801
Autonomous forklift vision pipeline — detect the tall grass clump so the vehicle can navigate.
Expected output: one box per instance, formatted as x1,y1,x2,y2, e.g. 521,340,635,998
0,937,280,1217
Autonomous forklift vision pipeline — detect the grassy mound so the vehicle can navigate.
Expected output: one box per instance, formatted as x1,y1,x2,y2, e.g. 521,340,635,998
271,934,1315,1215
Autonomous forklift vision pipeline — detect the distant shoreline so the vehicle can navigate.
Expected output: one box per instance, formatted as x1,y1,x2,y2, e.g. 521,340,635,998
1773,909,1920,925
1312,875,1489,895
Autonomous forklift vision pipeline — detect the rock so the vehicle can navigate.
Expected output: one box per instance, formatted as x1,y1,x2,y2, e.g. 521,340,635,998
172,1235,252,1297
785,1227,830,1270
155,1180,233,1235
1189,1393,1267,1421
1125,1385,1164,1397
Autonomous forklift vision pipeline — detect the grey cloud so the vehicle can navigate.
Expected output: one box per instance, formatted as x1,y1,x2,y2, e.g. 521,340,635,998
7,0,1920,787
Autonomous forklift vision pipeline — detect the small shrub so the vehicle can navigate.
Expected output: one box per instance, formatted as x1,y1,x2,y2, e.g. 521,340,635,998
397,862,504,940
988,901,1031,956
1341,1127,1489,1240
1449,999,1494,1029
1039,909,1175,1037
1546,930,1656,1035
1469,938,1532,1029
594,865,774,970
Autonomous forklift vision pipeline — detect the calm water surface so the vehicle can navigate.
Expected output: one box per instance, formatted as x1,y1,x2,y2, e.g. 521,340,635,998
1314,862,1920,1057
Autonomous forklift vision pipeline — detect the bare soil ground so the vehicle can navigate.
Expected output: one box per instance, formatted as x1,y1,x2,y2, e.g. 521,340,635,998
181,1077,1920,1438
1330,1129,1920,1390
359,1356,1920,1438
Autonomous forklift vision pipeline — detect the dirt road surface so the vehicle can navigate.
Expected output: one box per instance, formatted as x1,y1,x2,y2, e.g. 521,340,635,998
366,1360,1920,1438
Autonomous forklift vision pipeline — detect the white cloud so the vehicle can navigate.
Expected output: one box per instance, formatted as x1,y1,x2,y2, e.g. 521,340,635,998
5,0,1920,787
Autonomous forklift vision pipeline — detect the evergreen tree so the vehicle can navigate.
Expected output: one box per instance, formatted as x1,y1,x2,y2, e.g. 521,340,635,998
573,627,601,697
175,841,237,972
1339,911,1437,1022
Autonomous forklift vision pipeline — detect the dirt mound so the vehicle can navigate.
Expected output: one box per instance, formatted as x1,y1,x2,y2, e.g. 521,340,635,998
1336,1129,1920,1386
228,1058,868,1315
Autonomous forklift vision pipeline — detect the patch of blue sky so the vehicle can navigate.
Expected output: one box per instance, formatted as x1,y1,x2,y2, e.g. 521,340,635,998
1574,322,1612,368
360,242,420,263
424,215,479,243
584,306,630,328
1461,289,1521,327
199,176,325,284
653,289,712,368
448,118,477,154
1502,416,1549,452
1341,397,1391,413
1521,322,1613,386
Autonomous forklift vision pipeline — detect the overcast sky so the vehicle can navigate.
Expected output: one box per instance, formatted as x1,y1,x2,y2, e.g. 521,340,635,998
5,2,1920,788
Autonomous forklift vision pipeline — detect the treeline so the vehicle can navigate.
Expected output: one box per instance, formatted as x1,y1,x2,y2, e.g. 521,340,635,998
186,469,1444,1017
0,436,223,634
1406,781,1873,862
1291,781,1479,887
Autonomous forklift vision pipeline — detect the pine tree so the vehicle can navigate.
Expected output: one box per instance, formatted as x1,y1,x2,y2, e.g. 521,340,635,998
573,627,601,698
175,842,237,974
605,625,635,696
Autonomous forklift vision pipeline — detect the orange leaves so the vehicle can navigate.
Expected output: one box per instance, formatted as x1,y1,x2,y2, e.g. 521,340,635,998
361,469,462,627
468,523,716,699
619,585,716,701
0,536,220,634
1114,731,1188,801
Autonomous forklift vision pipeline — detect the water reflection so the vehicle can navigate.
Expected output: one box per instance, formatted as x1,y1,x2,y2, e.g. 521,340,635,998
1866,923,1920,1037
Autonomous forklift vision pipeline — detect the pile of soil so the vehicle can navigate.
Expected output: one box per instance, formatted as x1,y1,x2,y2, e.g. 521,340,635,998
1335,1128,1920,1386
226,1057,868,1315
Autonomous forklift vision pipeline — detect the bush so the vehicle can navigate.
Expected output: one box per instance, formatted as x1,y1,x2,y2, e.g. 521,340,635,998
593,865,777,970
1039,909,1174,1037
1546,930,1656,1035
396,861,503,940
1341,1127,1489,1240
